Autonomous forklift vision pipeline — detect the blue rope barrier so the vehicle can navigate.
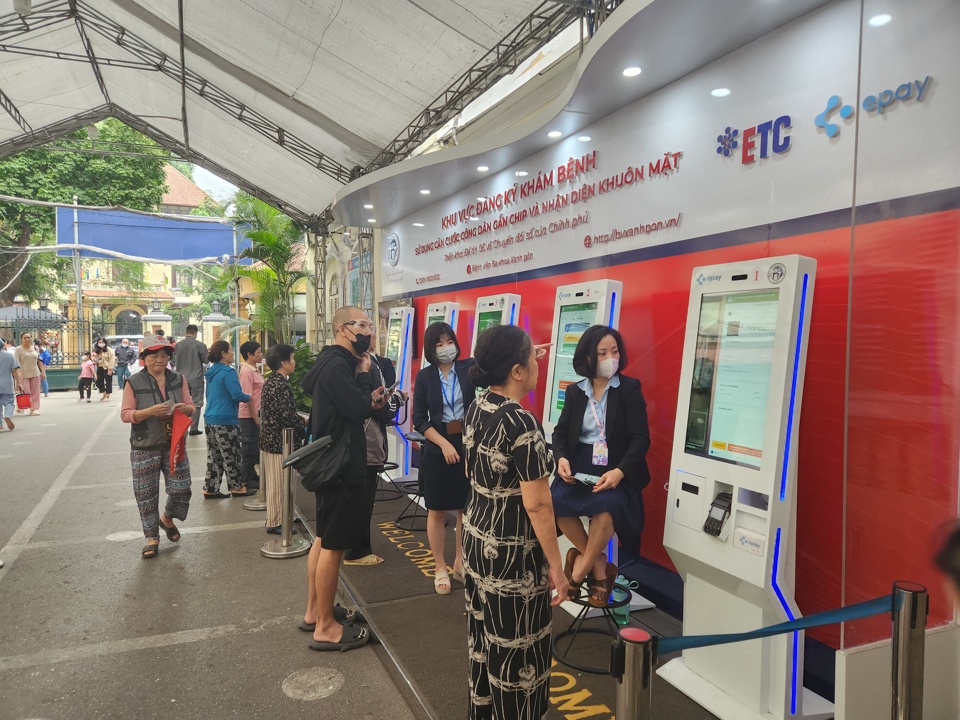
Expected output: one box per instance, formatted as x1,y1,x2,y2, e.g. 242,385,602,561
657,594,893,657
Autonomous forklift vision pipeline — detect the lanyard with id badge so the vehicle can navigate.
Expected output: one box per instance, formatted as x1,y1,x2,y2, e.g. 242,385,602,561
440,372,463,434
589,399,609,466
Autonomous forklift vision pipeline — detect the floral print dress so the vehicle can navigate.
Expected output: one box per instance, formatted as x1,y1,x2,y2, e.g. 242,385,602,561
461,390,555,720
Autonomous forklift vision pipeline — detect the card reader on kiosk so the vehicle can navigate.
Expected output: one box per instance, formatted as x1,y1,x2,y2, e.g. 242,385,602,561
703,492,732,538
659,256,829,720
421,302,459,368
384,306,415,475
470,294,520,355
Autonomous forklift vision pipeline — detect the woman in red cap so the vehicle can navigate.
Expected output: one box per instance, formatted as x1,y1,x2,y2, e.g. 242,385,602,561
120,336,195,559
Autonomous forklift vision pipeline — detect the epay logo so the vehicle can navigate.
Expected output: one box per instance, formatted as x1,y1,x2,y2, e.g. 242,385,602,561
697,273,721,286
815,75,932,138
717,116,791,164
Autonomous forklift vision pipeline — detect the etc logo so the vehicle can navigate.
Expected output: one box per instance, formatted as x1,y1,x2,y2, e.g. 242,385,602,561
815,75,932,138
717,116,791,165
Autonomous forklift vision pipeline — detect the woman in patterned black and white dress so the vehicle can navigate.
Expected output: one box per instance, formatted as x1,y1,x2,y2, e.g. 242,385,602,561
462,325,569,720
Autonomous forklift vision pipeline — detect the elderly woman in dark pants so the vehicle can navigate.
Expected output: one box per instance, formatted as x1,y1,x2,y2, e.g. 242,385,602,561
551,325,651,606
120,339,195,559
412,322,476,595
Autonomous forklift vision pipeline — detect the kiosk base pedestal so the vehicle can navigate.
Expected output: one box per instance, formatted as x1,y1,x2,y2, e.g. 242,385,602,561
657,657,834,720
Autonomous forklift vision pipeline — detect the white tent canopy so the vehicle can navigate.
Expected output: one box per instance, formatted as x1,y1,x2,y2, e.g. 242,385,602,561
0,0,560,221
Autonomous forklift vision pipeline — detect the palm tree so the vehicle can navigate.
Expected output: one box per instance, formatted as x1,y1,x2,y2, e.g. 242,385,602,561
230,192,307,342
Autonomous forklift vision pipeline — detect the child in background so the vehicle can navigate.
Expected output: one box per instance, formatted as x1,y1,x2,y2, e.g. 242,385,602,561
78,351,96,403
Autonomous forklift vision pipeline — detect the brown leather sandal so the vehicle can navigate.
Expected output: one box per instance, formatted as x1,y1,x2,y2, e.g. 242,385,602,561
563,547,580,584
588,562,619,607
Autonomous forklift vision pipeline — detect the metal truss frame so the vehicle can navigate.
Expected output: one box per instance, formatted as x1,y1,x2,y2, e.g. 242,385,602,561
364,0,625,173
0,87,31,132
111,107,315,224
76,1,354,185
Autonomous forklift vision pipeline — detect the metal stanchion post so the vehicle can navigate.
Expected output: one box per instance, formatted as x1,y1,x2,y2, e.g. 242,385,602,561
891,581,928,720
243,453,267,511
614,627,654,720
261,428,311,558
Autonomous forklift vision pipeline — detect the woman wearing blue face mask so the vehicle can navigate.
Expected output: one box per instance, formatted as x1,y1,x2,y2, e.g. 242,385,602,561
412,322,477,595
551,325,651,607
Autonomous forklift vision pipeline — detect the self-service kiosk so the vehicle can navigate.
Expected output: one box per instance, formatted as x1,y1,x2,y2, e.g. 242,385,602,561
422,301,460,368
659,256,830,720
384,306,416,474
470,293,521,355
542,280,622,438
540,280,650,616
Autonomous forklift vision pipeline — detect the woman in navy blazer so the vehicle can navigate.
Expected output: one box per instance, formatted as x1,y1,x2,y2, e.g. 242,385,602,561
413,322,477,595
551,325,650,606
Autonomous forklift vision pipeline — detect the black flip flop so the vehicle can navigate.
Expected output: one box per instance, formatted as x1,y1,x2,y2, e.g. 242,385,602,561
202,492,230,500
142,544,159,559
298,605,363,631
309,624,369,652
158,517,180,542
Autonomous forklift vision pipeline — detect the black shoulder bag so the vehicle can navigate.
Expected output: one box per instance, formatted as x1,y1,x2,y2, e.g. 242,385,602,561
284,415,351,493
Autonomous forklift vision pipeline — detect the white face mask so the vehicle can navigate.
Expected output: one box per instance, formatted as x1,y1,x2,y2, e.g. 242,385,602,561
597,357,619,379
435,346,458,365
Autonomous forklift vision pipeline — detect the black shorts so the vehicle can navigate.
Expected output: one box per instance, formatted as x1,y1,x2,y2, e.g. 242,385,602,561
314,481,365,550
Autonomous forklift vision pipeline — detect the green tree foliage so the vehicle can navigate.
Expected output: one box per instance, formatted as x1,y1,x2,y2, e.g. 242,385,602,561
230,192,307,342
0,118,168,306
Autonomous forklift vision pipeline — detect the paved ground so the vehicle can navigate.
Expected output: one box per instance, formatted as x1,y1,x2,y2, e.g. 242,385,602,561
0,391,424,720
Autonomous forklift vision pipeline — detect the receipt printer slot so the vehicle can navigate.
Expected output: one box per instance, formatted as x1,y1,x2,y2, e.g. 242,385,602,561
703,492,732,537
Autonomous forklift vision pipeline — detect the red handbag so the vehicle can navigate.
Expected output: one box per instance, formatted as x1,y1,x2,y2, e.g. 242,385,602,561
15,392,31,410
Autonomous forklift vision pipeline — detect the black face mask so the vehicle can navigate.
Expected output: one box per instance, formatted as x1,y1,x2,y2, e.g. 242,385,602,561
346,329,371,356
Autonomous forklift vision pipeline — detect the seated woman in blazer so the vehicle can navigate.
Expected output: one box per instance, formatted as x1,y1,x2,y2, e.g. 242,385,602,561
412,322,477,596
551,325,651,606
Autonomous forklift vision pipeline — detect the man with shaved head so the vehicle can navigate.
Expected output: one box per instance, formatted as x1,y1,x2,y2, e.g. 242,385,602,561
298,305,388,652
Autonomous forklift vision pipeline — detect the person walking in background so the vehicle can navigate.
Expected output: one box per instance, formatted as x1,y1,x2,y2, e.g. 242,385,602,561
37,342,51,397
259,344,305,534
14,333,44,416
412,322,476,593
78,351,96,403
0,340,22,431
115,338,138,390
462,324,567,719
173,325,208,436
238,340,264,491
93,337,116,402
120,337,195,559
936,522,960,608
203,340,255,498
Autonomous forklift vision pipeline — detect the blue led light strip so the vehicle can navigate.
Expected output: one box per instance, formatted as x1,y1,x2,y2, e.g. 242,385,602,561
509,303,517,326
399,314,412,475
771,527,798,715
780,273,808,502
608,291,618,327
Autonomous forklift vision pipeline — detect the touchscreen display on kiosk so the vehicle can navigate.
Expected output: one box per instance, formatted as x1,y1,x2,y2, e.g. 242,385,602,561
385,316,404,363
427,314,446,326
546,302,598,426
684,289,779,470
476,310,503,334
